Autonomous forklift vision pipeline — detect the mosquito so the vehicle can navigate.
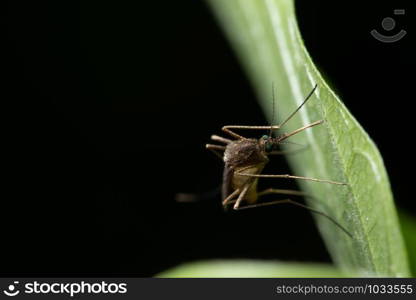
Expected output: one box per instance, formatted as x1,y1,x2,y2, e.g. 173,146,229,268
206,84,352,238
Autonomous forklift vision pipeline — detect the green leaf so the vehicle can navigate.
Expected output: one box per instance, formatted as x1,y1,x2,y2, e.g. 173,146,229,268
207,0,409,276
157,260,347,278
399,211,416,276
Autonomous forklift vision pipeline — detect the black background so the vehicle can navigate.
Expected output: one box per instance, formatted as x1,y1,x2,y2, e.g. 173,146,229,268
2,0,415,276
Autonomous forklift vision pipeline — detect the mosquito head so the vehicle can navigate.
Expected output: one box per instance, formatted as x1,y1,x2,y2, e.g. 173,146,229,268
260,134,275,153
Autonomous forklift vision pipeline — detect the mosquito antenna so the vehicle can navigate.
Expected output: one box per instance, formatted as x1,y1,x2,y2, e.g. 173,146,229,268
269,82,276,137
279,84,318,128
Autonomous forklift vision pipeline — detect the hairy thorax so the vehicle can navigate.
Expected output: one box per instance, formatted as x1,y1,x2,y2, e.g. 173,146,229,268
223,139,268,167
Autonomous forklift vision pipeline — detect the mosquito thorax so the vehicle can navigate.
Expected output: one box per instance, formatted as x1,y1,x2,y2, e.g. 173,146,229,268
223,138,268,166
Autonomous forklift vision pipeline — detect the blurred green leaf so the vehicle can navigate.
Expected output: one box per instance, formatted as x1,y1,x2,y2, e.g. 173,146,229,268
207,0,409,276
157,260,346,277
399,211,416,276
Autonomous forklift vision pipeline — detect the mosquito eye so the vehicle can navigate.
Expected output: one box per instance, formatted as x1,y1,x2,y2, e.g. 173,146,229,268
265,142,273,152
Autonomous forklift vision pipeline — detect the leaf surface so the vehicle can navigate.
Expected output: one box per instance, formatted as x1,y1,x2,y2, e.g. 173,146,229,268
158,260,346,277
208,0,409,276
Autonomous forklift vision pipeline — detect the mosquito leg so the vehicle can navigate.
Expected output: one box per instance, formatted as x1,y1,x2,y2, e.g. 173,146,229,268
235,198,291,210
235,171,347,186
222,125,280,139
206,144,225,151
211,135,232,144
276,120,323,143
268,149,305,155
257,188,317,207
222,189,240,206
175,186,221,203
233,184,250,210
257,188,310,198
268,142,309,155
222,126,245,139
206,144,225,159
225,188,308,206
235,198,352,238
